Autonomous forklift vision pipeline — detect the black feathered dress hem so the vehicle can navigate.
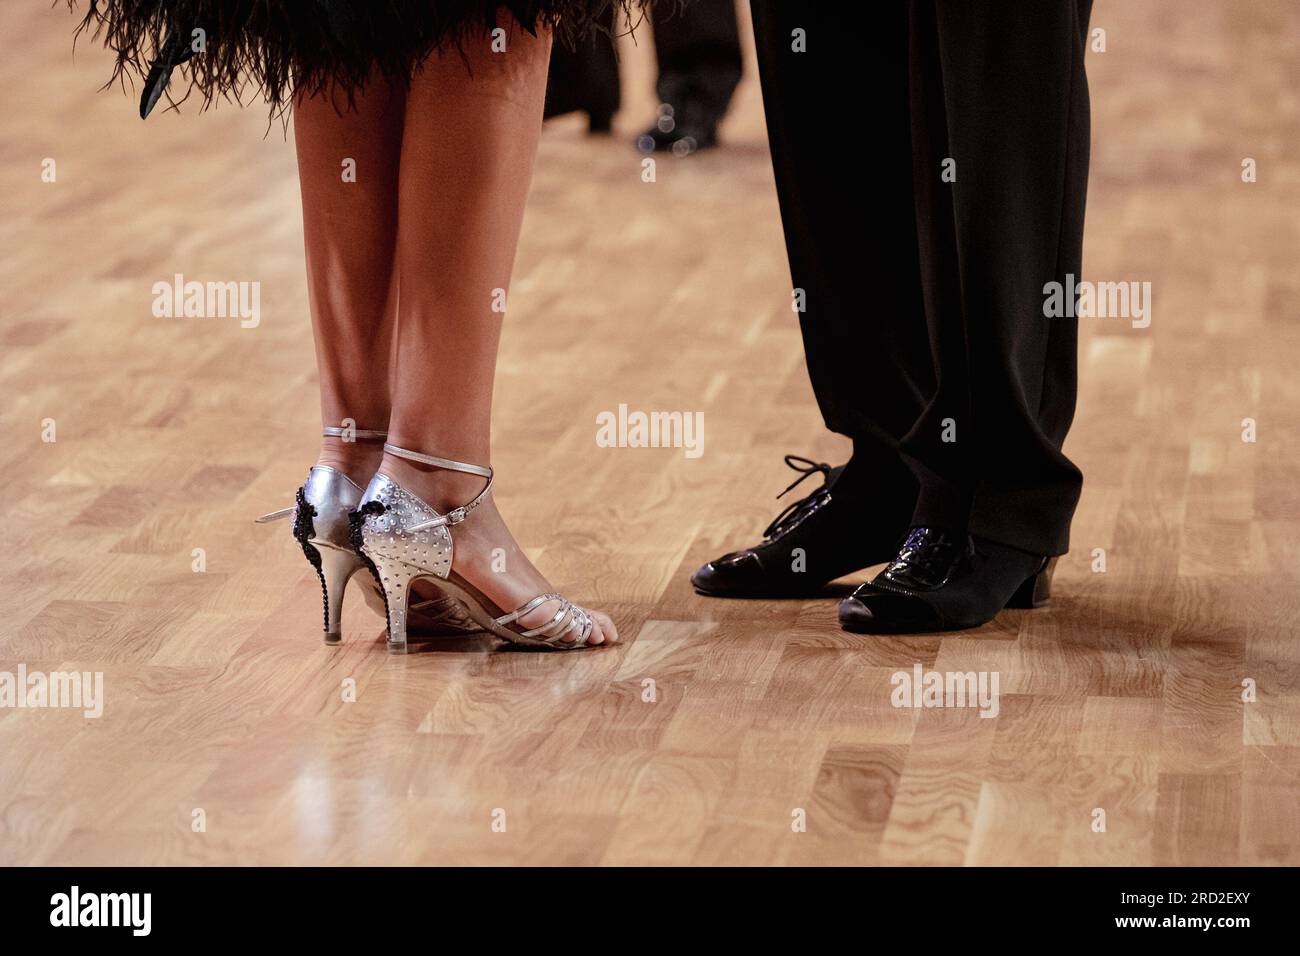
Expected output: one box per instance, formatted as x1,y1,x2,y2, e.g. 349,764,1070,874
70,1,658,117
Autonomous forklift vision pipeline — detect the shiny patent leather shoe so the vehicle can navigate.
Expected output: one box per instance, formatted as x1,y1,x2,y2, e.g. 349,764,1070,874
354,444,604,653
256,427,479,643
838,527,1057,634
691,455,905,598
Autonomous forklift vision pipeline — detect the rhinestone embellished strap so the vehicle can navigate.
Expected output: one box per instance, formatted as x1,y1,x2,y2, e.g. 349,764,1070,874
497,593,593,647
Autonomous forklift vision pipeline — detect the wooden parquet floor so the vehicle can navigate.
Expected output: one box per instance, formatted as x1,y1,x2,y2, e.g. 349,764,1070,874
0,2,1297,865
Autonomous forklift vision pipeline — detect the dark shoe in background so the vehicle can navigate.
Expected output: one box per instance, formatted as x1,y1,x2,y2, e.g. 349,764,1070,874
637,0,742,155
543,0,742,150
635,100,721,155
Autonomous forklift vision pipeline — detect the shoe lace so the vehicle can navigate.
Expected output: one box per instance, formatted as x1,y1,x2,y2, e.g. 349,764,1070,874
889,527,973,574
762,455,835,540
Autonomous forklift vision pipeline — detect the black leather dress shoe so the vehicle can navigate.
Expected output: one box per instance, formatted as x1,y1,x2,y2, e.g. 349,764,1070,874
838,527,1057,633
692,455,905,598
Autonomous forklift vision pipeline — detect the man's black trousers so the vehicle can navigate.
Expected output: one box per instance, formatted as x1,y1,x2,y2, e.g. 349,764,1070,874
751,0,1094,556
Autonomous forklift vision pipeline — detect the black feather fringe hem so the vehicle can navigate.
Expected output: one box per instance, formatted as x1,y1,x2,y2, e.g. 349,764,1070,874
69,1,657,117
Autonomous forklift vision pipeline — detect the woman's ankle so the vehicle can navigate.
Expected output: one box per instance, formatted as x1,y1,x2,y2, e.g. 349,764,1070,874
317,436,383,489
379,453,490,514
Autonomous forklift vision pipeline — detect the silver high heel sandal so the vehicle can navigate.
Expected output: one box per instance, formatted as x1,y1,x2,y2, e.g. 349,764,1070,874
355,443,600,654
256,428,484,645
255,426,387,644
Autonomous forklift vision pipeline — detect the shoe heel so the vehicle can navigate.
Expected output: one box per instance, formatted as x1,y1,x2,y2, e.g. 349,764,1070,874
1007,556,1057,609
317,544,363,644
367,555,416,654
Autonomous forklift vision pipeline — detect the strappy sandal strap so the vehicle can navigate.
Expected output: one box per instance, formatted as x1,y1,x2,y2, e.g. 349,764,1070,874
550,604,594,647
384,443,494,531
496,593,593,647
382,443,490,476
495,592,562,626
366,445,596,649
323,425,388,441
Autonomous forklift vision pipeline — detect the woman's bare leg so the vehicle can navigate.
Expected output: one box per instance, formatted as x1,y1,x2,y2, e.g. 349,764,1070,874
294,75,406,485
381,24,616,645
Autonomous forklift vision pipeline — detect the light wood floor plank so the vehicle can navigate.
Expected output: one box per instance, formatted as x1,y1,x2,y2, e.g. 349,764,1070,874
1,1,1297,865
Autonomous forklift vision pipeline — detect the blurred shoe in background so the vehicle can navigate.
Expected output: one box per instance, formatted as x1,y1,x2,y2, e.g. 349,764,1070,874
636,0,741,154
544,0,742,154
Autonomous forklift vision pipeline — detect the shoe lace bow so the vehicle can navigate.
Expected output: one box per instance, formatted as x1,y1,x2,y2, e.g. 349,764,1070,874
762,455,835,540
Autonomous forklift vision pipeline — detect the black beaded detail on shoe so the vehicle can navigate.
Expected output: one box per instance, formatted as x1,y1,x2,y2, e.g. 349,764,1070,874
290,487,330,634
348,501,389,633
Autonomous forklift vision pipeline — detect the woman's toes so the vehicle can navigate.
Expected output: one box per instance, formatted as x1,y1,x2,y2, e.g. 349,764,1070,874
576,613,600,646
593,611,618,644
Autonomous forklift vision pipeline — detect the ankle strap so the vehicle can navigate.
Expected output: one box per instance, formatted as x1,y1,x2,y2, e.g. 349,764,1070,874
383,443,491,478
385,442,493,531
323,425,387,441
